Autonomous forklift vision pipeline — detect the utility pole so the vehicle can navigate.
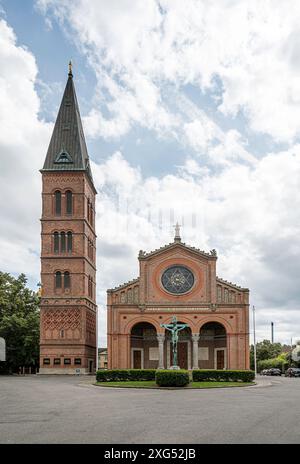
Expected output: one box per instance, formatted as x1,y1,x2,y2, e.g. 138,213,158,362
271,322,274,343
253,305,257,376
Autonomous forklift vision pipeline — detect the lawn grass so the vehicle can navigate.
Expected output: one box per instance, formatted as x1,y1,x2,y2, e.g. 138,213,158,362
95,380,255,389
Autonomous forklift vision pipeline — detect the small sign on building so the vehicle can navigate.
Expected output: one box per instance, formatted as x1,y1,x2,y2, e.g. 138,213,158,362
0,337,6,362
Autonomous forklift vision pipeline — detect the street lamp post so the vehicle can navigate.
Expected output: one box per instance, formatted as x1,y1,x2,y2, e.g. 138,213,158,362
253,305,257,376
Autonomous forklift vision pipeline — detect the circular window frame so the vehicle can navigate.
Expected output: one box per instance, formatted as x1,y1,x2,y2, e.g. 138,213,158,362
160,265,195,295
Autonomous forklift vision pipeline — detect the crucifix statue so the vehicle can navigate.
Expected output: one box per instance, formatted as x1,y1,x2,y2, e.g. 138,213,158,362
161,316,188,369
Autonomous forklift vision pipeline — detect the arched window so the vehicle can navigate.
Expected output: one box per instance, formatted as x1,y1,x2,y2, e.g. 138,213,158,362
127,288,133,303
55,190,61,215
60,232,66,252
88,276,91,297
67,231,72,252
217,286,222,303
90,204,93,226
64,271,70,288
66,190,72,215
87,198,90,222
134,286,139,303
224,288,229,303
54,232,59,253
55,271,62,288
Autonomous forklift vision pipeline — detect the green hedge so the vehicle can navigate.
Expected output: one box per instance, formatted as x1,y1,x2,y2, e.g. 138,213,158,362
96,369,156,382
155,370,190,387
192,369,255,383
257,358,288,372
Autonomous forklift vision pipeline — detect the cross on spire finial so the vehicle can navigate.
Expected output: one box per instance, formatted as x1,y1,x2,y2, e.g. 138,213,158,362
174,222,181,242
68,60,73,77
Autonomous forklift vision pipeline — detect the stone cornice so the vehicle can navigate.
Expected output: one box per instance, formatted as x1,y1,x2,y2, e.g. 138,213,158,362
107,278,140,293
216,276,249,292
138,241,217,260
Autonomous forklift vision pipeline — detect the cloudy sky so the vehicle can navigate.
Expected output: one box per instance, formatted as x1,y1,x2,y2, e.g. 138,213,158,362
1,0,300,347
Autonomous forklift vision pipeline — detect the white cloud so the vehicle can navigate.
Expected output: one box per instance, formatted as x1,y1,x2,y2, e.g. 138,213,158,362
37,0,300,143
0,19,51,280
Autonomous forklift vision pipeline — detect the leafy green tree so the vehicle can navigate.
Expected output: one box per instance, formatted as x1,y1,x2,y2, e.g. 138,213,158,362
250,339,282,370
0,272,40,372
258,352,289,372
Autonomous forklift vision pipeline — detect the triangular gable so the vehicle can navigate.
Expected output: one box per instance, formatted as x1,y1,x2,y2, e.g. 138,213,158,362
54,150,73,164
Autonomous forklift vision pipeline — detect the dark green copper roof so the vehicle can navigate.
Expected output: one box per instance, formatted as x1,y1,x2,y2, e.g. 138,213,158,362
41,68,94,186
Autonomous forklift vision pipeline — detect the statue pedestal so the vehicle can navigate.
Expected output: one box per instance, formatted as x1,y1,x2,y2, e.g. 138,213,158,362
169,365,180,370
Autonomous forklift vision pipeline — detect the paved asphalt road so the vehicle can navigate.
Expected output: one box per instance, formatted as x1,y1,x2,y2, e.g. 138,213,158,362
0,375,299,444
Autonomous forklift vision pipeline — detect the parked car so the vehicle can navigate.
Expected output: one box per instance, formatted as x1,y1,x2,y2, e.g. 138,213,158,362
268,368,281,376
260,368,281,376
285,368,300,377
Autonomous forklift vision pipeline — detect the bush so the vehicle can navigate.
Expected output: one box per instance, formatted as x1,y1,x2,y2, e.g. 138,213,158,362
96,369,156,382
155,370,190,387
192,369,255,383
258,356,288,373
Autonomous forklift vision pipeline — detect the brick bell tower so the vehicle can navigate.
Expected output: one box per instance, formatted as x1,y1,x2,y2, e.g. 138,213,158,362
39,63,97,374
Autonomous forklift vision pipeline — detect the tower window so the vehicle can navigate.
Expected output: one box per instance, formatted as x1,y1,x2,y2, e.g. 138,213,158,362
64,271,70,288
54,232,59,253
66,190,73,215
88,276,93,298
87,198,90,222
54,150,73,164
55,190,61,215
67,231,72,252
90,204,93,226
60,232,66,252
55,271,62,288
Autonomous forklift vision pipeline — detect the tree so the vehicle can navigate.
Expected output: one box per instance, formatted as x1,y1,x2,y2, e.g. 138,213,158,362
0,272,40,372
250,339,282,370
258,353,289,372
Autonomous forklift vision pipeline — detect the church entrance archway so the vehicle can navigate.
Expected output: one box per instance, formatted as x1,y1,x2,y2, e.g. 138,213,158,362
130,322,158,369
199,322,227,369
165,323,192,370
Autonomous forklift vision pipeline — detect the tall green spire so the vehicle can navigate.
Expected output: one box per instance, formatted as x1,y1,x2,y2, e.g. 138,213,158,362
42,63,93,183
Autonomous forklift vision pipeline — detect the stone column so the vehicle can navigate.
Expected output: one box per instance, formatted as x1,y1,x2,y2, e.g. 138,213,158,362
192,334,200,369
157,334,165,369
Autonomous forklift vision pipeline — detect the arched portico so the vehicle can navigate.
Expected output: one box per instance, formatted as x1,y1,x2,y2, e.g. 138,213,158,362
163,322,192,370
130,322,158,369
198,321,227,370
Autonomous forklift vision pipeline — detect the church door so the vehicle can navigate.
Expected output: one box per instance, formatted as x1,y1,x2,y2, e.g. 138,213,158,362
216,349,225,370
171,342,188,369
133,349,142,369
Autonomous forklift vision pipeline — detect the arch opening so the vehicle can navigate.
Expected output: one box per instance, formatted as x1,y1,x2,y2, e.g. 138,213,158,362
163,321,191,370
130,322,157,369
198,322,227,370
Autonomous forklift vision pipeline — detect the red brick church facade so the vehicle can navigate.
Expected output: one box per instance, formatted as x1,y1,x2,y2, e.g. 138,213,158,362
108,230,250,370
39,65,97,374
